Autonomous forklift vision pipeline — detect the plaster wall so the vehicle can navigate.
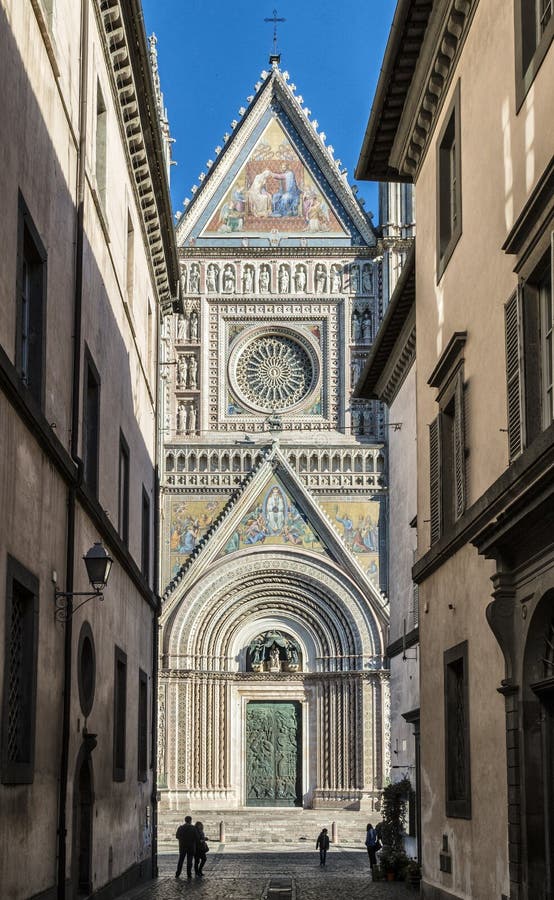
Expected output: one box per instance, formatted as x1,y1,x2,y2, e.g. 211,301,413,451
415,0,554,551
0,1,167,896
409,1,553,896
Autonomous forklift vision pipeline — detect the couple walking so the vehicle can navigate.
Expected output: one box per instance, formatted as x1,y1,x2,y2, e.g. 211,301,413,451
175,816,209,879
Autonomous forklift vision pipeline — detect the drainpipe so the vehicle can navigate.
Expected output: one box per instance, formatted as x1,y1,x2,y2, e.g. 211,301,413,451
151,300,163,879
57,0,88,896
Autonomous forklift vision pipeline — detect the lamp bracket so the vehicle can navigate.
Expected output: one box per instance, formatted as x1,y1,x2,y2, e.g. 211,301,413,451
54,590,104,622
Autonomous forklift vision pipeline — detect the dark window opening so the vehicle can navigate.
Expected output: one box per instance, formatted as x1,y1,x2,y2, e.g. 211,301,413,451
141,487,150,583
436,83,462,279
77,622,96,719
83,351,100,495
444,641,471,818
113,646,127,781
118,432,130,545
516,0,554,107
16,194,47,406
138,670,148,782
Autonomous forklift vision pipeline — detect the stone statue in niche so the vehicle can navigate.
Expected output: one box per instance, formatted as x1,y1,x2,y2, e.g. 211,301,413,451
250,636,265,670
243,267,254,293
177,354,188,387
269,645,281,671
331,266,341,293
350,266,360,294
177,315,188,343
190,311,198,342
176,400,187,434
315,264,326,293
188,355,198,389
295,266,307,292
206,263,218,292
223,264,235,293
351,311,360,343
285,640,300,670
188,400,197,434
362,310,372,343
180,268,187,296
259,266,271,293
278,266,290,293
351,408,361,435
362,264,372,294
189,265,200,294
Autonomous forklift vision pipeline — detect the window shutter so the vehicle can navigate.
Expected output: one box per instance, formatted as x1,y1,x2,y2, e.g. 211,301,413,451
504,288,525,460
454,371,466,520
429,416,442,544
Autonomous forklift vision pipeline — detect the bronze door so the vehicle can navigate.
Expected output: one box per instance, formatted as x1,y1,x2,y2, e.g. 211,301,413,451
245,701,301,806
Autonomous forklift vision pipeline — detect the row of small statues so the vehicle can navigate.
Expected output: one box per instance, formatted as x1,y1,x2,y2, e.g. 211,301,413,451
176,399,197,435
351,310,372,344
176,354,198,390
176,311,199,344
179,262,374,296
351,407,376,436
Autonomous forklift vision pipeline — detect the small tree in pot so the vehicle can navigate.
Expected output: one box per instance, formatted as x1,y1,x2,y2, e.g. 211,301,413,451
377,777,411,881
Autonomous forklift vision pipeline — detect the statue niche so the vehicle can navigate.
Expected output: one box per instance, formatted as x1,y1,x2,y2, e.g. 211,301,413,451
247,630,301,673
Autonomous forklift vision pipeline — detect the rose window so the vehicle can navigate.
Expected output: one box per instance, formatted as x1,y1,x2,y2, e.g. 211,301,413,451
230,330,319,413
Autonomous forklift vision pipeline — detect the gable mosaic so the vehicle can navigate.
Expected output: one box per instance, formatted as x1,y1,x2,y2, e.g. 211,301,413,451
203,118,346,237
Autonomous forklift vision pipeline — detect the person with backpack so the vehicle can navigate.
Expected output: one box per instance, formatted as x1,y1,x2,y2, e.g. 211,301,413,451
175,815,198,879
316,827,330,866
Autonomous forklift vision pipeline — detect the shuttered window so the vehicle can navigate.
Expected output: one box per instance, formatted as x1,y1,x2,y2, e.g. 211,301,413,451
505,289,525,460
429,416,442,544
429,371,466,544
453,371,466,519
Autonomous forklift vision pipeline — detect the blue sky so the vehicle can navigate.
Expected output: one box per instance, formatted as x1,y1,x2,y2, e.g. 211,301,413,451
141,1,397,224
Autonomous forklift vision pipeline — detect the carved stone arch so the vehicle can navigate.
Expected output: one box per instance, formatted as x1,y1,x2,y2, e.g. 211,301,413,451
189,451,197,471
221,452,230,472
176,452,186,472
166,452,175,472
199,452,208,472
163,549,384,665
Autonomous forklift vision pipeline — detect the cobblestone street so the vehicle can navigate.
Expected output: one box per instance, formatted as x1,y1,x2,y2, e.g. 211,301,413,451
121,846,415,900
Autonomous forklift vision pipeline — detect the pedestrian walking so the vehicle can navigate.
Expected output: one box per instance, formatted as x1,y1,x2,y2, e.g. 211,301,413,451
175,815,198,879
194,820,209,877
316,827,330,866
365,822,380,870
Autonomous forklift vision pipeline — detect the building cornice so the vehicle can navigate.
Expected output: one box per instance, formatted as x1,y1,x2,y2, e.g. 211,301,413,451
356,0,479,183
96,0,179,312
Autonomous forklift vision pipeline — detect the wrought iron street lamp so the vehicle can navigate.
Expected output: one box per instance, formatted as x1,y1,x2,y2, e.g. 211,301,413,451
55,541,113,621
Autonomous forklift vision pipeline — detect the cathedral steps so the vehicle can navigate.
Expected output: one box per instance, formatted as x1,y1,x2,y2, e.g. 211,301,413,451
157,808,372,846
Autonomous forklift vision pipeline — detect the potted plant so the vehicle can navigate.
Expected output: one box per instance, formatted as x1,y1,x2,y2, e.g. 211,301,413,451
377,776,412,881
405,858,422,889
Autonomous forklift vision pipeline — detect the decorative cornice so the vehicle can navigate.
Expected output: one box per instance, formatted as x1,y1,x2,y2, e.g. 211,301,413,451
96,0,179,312
356,0,478,183
427,330,467,389
159,668,387,681
398,0,478,180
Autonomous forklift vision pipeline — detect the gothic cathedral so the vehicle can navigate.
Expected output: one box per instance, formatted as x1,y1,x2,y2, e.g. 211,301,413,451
158,62,393,811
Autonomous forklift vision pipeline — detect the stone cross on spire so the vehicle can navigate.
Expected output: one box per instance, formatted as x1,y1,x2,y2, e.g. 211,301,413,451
264,8,286,67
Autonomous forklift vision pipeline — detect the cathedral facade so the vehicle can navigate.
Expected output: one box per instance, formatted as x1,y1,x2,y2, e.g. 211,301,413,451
158,63,398,812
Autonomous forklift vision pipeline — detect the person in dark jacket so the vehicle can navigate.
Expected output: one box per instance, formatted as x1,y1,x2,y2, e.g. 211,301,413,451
175,815,198,879
316,827,330,866
365,822,379,869
194,820,208,877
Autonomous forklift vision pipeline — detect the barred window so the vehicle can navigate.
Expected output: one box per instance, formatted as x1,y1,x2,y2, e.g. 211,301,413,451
515,0,554,108
138,669,148,782
1,557,39,784
16,193,47,407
